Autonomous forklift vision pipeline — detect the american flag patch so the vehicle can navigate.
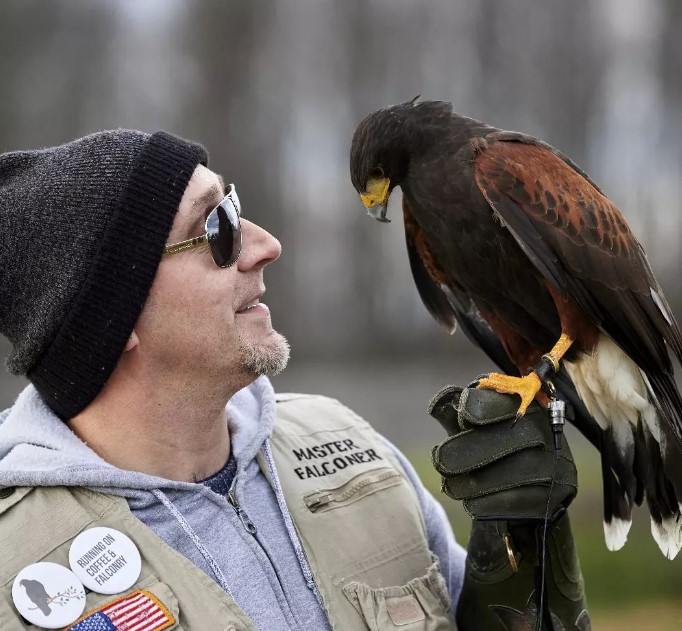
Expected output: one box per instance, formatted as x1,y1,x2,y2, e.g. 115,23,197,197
66,589,175,631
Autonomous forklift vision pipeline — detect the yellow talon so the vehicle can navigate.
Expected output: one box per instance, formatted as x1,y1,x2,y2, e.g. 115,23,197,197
477,372,543,420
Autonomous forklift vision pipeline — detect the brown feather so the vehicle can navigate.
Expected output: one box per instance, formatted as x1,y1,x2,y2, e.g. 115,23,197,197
477,307,542,374
475,142,644,291
403,208,449,286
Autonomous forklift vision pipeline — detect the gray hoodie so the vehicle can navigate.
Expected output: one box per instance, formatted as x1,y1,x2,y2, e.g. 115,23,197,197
0,376,466,630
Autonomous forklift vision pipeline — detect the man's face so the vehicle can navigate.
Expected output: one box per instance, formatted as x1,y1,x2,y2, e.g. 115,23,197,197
134,165,289,384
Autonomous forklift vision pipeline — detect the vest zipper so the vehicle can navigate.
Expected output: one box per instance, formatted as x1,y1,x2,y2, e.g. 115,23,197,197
304,468,401,513
227,489,258,535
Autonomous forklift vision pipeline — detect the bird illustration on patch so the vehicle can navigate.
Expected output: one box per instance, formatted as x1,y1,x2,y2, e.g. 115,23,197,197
20,578,83,614
20,579,52,615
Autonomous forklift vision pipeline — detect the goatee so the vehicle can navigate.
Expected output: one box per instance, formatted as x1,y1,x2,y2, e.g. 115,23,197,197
238,331,290,376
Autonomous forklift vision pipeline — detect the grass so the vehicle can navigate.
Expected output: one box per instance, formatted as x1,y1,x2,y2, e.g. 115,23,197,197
590,602,682,630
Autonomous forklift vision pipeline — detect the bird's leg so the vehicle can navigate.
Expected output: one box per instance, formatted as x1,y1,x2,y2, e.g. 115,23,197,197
477,333,574,421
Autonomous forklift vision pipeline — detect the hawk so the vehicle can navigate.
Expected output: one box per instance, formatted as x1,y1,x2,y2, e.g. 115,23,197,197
350,99,682,558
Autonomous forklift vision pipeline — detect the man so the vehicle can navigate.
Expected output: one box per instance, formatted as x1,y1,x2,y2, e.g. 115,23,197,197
0,130,586,630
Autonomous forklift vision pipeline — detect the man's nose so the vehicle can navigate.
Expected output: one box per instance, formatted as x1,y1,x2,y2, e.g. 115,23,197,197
237,219,282,271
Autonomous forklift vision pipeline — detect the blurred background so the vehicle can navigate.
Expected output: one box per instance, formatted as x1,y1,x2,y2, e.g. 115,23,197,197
1,0,681,627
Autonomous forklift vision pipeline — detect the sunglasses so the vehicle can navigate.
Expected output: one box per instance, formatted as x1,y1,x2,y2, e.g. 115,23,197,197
163,183,242,267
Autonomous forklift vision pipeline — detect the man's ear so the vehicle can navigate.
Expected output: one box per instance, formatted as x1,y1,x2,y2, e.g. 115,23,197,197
124,330,139,352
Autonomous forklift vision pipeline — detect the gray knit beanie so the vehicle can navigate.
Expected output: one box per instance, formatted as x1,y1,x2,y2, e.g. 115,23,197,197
0,129,208,419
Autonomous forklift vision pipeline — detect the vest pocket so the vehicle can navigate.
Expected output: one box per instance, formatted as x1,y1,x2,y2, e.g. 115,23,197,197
342,559,455,630
303,467,402,513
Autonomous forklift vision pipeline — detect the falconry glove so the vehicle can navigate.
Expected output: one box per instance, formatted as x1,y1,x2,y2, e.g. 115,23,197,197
430,385,576,521
429,385,589,631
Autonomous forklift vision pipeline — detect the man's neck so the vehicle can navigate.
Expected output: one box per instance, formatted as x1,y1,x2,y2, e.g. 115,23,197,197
69,370,245,482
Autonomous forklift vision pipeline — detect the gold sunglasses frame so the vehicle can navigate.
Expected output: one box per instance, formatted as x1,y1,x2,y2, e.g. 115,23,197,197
163,183,241,266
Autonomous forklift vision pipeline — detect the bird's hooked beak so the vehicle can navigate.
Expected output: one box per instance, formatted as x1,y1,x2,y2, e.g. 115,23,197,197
360,176,391,223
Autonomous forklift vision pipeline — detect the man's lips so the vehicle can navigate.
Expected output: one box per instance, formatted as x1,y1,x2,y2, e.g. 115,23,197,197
236,302,270,315
236,293,269,315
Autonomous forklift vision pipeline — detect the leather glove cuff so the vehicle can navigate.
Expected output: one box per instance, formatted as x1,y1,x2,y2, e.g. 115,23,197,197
457,514,590,630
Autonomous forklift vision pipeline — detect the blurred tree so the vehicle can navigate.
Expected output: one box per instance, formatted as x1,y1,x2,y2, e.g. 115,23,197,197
176,0,300,350
659,0,682,315
0,0,118,150
471,0,604,162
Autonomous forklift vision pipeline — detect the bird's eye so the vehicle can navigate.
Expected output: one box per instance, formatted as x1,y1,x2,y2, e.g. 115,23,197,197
369,166,385,179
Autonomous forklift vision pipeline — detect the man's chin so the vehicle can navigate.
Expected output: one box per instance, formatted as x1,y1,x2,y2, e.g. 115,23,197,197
238,331,290,377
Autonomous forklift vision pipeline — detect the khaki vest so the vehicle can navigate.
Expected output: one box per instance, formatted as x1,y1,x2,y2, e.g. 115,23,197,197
0,394,455,630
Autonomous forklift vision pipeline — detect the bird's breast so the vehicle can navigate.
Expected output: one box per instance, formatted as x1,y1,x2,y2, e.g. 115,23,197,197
403,184,560,346
404,184,530,288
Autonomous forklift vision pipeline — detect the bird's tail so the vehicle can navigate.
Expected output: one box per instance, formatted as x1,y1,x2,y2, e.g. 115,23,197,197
641,370,682,558
562,336,682,558
637,417,682,559
554,371,639,550
600,423,642,551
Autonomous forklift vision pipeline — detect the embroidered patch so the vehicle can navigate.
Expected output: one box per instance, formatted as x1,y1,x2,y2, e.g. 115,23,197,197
66,589,175,631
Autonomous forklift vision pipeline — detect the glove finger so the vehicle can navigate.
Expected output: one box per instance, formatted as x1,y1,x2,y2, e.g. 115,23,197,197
427,385,463,435
441,448,577,500
463,484,576,521
433,419,549,475
459,387,543,428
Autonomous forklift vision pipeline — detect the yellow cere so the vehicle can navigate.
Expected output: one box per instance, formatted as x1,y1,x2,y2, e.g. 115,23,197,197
360,177,390,208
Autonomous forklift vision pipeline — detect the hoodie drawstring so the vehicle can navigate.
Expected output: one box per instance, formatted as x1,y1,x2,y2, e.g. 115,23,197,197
262,439,323,605
151,489,232,595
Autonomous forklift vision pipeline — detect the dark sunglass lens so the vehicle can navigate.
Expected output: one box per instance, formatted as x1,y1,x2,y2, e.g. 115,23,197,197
207,199,241,267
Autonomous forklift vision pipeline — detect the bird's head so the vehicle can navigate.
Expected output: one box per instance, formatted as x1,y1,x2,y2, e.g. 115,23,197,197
350,98,453,223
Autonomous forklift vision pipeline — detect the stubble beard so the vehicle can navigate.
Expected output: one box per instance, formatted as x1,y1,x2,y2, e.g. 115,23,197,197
237,329,291,376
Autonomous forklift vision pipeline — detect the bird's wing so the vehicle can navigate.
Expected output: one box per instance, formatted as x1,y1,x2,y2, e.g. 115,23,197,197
474,137,682,371
404,193,641,533
474,137,682,495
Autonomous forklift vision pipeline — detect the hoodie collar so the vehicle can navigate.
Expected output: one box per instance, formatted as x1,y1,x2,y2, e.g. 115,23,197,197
0,376,277,494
